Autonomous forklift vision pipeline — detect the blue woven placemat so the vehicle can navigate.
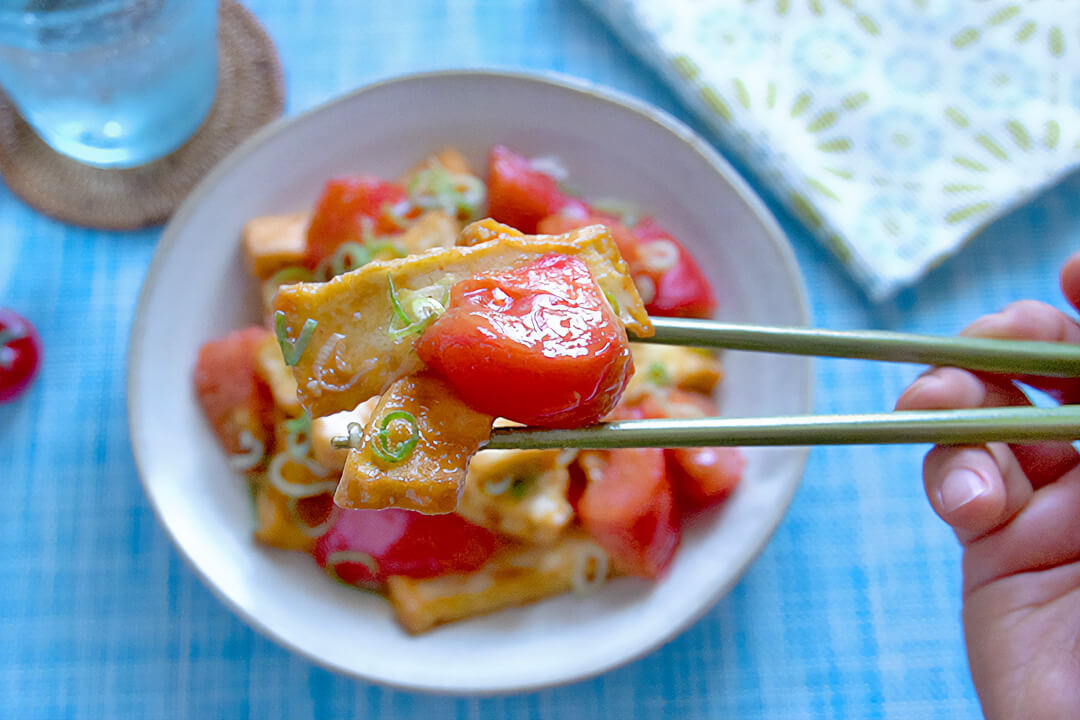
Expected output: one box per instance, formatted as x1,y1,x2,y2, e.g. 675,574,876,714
3,1,1079,717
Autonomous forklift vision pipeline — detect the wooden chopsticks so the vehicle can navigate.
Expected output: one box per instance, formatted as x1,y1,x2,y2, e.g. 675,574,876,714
330,319,1080,451
638,317,1080,377
487,318,1080,449
488,406,1080,449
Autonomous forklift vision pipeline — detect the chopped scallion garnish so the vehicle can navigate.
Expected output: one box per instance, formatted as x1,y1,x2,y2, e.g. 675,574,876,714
366,240,408,259
387,275,412,327
284,411,312,460
509,475,534,500
275,310,318,366
407,162,486,220
263,266,315,307
386,276,450,340
602,289,621,316
330,242,371,277
371,410,420,464
591,197,643,228
646,362,671,386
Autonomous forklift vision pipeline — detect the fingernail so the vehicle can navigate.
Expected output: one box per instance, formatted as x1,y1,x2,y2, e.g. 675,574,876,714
940,468,989,513
909,374,942,395
962,312,1005,337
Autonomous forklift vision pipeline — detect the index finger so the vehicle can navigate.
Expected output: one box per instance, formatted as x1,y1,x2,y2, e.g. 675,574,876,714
962,299,1080,405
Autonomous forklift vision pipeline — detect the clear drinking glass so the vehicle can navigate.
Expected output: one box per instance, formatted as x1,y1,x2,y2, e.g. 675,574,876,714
0,0,219,168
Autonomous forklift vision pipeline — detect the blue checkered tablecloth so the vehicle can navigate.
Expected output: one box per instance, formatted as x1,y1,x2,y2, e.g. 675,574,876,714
3,2,1078,717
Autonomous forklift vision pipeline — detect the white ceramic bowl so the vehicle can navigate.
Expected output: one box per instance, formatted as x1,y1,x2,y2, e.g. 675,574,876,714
128,70,812,694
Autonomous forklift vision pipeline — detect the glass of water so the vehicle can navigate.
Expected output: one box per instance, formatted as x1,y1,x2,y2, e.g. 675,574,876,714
0,0,218,168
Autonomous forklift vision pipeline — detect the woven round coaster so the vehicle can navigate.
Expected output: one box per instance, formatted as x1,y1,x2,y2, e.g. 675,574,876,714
0,1,284,230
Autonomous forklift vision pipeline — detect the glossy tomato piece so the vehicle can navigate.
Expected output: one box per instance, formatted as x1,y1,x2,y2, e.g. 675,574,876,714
0,308,42,403
416,253,633,427
636,388,744,511
304,176,408,268
314,508,500,586
577,447,680,579
632,218,716,318
486,145,588,233
192,326,276,456
667,446,744,511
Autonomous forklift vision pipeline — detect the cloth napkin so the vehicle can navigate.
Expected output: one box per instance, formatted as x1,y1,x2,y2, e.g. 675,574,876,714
583,0,1080,299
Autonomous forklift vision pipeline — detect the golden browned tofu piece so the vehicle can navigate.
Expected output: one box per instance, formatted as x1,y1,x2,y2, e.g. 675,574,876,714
274,220,652,417
253,331,302,417
243,212,309,280
395,210,460,254
386,533,614,634
401,147,474,183
457,445,576,544
309,398,378,474
335,373,494,514
622,344,725,403
252,479,321,553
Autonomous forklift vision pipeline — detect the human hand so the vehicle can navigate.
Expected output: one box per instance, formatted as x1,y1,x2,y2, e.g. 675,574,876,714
895,251,1080,720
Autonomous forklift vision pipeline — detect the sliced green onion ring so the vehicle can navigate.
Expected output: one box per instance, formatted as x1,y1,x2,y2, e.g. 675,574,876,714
408,163,487,219
387,275,412,326
590,197,642,227
380,200,413,230
509,475,534,500
386,277,449,340
288,497,339,538
572,544,610,595
602,288,621,316
484,475,512,496
367,240,408,259
371,410,420,464
262,266,314,308
267,451,339,498
284,411,312,460
325,550,380,583
639,239,679,273
359,216,377,246
228,429,265,472
330,242,371,277
645,362,671,386
274,311,318,366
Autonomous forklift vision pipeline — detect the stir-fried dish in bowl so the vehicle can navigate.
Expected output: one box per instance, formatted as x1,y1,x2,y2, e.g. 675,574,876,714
128,70,811,693
195,146,749,634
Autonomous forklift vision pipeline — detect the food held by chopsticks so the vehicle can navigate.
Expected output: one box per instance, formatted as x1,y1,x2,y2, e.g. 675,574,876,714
193,145,741,632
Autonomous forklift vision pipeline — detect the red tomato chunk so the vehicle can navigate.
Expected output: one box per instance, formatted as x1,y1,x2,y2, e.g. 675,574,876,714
538,213,716,319
577,447,680,579
192,327,275,456
314,508,500,586
486,145,588,233
304,176,408,268
416,253,633,427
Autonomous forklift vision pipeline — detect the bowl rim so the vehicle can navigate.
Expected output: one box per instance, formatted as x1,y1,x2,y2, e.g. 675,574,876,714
127,67,813,695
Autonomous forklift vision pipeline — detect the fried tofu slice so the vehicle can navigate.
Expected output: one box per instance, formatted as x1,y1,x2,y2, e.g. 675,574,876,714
401,147,473,184
622,344,725,403
395,210,460,254
457,444,576,545
273,219,652,417
243,212,310,280
252,331,302,417
386,533,613,634
334,373,494,514
253,479,320,552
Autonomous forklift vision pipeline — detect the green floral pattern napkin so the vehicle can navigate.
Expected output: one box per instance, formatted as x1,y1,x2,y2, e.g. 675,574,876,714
584,0,1080,298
